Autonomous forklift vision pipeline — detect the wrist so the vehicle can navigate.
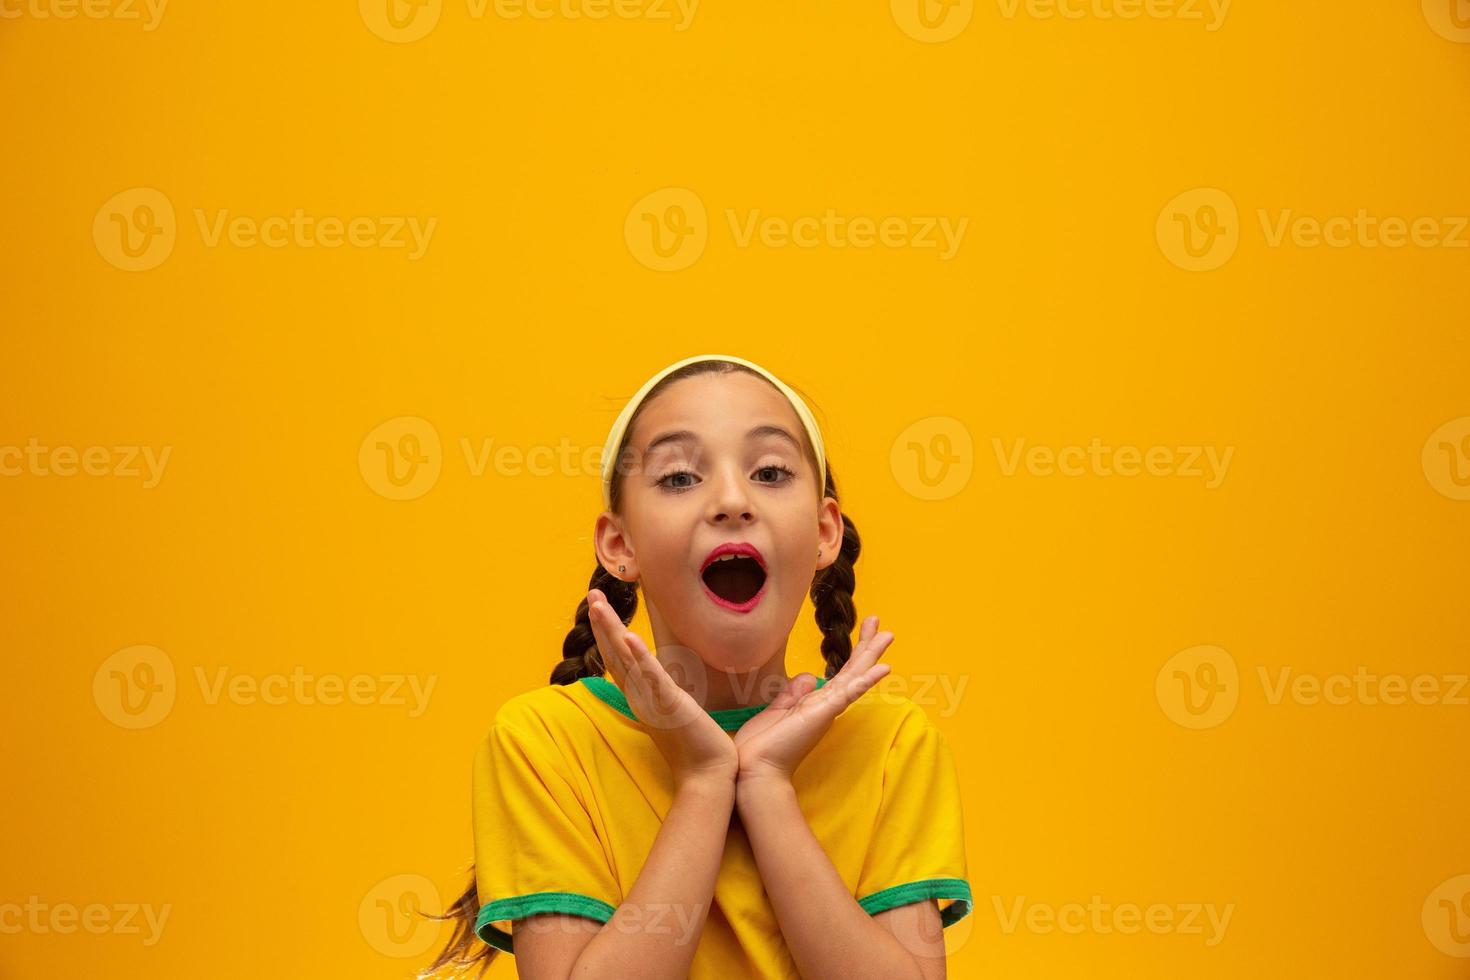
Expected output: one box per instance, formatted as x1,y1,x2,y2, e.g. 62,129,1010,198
673,766,738,796
734,768,795,807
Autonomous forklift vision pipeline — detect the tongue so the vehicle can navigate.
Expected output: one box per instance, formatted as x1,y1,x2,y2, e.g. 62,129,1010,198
703,559,764,603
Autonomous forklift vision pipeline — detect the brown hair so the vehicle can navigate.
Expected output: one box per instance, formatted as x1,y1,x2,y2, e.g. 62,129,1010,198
421,358,862,976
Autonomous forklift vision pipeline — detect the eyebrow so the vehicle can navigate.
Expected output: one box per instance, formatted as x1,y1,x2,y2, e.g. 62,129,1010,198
644,424,801,456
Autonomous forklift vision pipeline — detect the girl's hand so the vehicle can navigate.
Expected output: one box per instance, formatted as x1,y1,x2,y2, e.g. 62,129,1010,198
732,615,893,784
585,589,738,788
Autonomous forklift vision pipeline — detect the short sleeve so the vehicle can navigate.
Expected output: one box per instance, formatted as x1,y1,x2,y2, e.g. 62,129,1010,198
471,720,621,954
854,710,973,927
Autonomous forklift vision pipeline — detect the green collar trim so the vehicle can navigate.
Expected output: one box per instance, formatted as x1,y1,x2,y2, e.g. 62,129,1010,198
580,675,827,732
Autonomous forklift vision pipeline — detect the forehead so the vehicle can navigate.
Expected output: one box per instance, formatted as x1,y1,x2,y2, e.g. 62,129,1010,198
631,371,804,449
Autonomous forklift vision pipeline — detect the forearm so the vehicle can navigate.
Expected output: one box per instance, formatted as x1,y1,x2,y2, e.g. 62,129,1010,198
736,776,925,980
569,774,734,980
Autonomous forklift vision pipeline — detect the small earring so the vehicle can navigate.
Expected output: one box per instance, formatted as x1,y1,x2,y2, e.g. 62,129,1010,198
618,565,626,573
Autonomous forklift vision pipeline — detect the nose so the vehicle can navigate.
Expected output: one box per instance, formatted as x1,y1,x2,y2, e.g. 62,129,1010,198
706,462,755,524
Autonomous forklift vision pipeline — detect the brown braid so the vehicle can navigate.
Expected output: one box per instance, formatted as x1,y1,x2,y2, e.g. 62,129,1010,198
424,358,859,976
550,564,639,684
810,467,862,679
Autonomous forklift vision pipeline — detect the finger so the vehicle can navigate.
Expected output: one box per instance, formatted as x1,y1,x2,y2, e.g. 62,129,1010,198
857,615,877,647
619,628,662,702
586,592,631,684
844,628,894,677
768,672,817,711
826,633,894,701
827,662,891,709
623,631,703,726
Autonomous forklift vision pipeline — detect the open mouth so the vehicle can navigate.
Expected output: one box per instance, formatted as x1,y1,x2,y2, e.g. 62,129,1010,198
699,544,768,611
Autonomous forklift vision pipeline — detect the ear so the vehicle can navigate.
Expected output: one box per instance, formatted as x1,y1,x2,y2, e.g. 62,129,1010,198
815,495,843,571
594,510,638,582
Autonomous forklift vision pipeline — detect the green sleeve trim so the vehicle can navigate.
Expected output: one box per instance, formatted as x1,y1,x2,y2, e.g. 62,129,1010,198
474,891,618,954
858,877,974,927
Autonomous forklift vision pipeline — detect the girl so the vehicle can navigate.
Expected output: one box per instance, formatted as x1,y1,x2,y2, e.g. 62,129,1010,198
427,354,971,979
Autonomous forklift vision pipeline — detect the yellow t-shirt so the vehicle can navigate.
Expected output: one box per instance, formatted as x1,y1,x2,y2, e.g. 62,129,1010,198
471,674,972,978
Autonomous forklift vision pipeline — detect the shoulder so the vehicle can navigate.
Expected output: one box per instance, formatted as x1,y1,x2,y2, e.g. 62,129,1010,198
482,679,601,745
830,681,948,753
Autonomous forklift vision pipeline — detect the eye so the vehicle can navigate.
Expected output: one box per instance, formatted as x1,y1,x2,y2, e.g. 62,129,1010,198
655,463,796,493
657,469,698,491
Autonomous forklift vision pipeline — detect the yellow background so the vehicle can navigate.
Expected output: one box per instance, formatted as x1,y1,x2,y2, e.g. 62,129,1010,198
3,0,1469,977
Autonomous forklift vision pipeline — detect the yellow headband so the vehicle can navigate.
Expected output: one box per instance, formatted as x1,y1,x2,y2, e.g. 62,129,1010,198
599,353,827,510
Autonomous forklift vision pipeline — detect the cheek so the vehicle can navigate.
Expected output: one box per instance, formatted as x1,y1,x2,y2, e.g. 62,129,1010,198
627,526,693,590
772,532,820,585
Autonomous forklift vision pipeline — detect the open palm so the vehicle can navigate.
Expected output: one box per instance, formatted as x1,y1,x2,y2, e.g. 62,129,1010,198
732,615,893,782
586,588,737,784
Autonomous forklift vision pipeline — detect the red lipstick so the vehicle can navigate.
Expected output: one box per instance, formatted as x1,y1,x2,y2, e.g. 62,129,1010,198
698,542,768,613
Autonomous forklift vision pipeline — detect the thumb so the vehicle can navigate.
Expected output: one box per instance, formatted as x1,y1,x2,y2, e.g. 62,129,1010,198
768,672,818,710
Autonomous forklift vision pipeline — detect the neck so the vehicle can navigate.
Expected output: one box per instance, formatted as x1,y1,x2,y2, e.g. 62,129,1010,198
701,653,793,711
645,599,793,711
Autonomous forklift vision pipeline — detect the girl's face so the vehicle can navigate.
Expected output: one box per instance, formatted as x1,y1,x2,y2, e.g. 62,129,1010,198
595,371,844,674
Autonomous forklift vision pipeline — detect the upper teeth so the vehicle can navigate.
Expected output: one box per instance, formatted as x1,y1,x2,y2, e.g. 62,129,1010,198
713,554,741,562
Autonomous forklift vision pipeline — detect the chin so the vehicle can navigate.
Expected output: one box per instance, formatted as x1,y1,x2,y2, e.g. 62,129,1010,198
679,617,762,664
